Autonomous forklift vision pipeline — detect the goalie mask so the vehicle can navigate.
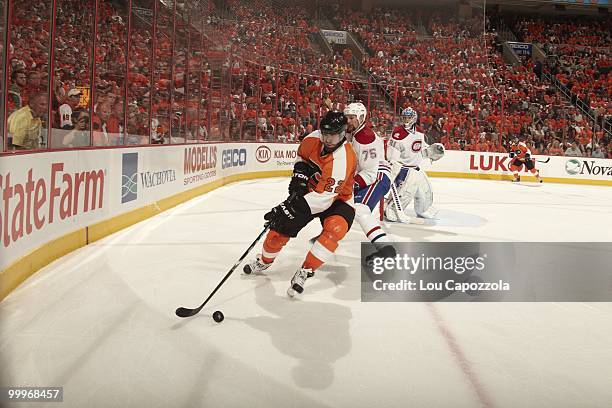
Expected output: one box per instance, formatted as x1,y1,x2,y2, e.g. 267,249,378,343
401,107,418,131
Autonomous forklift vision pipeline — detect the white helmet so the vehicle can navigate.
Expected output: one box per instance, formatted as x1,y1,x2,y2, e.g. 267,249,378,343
344,102,367,127
401,107,417,130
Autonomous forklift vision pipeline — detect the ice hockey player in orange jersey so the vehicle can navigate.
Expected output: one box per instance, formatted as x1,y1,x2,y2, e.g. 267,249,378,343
509,137,542,183
243,111,358,297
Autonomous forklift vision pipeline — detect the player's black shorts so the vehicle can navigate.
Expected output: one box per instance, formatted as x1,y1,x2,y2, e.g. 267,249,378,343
316,199,355,229
277,199,355,238
511,157,535,170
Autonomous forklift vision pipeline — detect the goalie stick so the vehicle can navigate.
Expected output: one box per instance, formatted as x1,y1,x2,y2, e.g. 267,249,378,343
175,225,270,318
387,180,426,225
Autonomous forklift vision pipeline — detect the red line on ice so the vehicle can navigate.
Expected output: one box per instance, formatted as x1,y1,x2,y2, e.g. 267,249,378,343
427,303,495,408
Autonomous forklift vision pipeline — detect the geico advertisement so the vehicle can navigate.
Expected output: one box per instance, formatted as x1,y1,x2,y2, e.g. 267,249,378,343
0,152,109,268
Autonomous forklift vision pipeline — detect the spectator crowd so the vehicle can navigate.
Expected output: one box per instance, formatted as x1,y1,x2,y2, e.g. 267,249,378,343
2,0,610,158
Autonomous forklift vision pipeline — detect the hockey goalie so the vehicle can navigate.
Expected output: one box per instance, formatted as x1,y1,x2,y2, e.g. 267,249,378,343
384,107,445,221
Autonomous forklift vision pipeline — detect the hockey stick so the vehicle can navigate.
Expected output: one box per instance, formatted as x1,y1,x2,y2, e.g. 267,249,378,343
388,181,426,225
535,158,550,163
175,225,270,318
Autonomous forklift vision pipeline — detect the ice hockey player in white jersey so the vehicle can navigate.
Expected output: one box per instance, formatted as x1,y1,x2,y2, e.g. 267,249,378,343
343,102,396,261
385,107,445,220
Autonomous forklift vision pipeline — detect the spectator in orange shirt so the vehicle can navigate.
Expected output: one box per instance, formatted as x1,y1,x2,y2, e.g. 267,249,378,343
474,135,490,152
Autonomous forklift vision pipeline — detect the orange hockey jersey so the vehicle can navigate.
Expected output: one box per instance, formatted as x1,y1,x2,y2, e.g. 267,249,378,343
298,132,357,214
509,141,530,160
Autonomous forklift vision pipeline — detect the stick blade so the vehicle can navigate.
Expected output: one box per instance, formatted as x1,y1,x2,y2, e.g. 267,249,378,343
175,306,200,318
409,217,427,225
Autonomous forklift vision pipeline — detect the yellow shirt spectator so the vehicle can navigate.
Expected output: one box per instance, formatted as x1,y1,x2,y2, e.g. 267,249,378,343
8,93,47,150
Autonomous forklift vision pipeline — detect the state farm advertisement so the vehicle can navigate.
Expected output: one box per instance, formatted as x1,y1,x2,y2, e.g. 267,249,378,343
0,151,110,270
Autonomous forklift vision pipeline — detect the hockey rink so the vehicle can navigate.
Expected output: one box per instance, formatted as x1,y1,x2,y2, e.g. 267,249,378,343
2,177,612,408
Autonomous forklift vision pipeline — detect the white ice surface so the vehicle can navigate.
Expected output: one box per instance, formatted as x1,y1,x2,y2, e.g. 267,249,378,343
1,177,612,408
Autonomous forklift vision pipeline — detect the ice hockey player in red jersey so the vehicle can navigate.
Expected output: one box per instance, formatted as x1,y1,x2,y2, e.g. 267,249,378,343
243,111,358,297
509,137,542,183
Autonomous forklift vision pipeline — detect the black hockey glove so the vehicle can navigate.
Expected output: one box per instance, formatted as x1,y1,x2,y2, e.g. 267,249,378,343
264,194,312,237
288,161,317,196
509,151,515,158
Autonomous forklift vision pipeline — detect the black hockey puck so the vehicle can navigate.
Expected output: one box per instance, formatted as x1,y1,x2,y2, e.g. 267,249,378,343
212,311,224,323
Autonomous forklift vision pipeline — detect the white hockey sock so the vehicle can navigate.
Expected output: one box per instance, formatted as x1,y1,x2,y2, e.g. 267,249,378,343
355,203,391,244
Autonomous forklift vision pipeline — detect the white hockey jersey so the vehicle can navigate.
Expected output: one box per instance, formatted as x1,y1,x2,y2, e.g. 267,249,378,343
387,125,428,167
350,124,391,190
59,104,73,129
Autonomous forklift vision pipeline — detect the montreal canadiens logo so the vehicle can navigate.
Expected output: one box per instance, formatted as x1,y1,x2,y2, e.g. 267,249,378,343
411,141,422,152
256,146,271,163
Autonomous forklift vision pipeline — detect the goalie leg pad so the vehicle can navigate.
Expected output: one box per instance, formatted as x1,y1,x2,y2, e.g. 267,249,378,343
384,205,398,222
413,172,436,218
384,182,413,224
397,169,419,207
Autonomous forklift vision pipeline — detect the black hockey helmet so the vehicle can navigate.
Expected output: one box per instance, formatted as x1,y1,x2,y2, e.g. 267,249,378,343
320,110,348,135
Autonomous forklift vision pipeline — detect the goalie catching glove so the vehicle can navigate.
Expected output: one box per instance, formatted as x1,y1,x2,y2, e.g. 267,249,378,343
422,143,445,161
264,194,312,237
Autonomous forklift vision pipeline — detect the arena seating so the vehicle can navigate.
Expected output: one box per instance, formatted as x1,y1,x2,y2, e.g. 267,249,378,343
2,0,610,158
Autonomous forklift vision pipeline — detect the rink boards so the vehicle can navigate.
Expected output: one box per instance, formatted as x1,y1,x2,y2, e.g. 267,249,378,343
423,150,612,185
1,144,611,300
0,143,298,300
